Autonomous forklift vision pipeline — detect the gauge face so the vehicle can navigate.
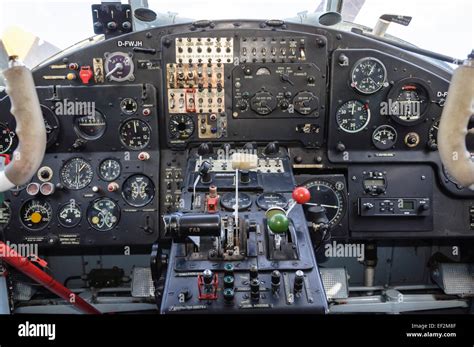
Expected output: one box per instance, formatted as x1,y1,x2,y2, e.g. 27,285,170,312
20,199,53,230
120,119,151,150
58,201,82,228
60,158,94,190
293,91,319,115
302,179,346,228
122,174,155,207
0,123,17,154
220,192,253,211
256,193,288,210
387,80,430,125
105,52,134,82
351,57,387,94
99,159,121,182
336,100,371,133
87,198,120,231
372,125,397,150
74,109,107,140
42,106,60,148
250,91,277,115
0,201,11,226
169,114,195,140
120,98,138,115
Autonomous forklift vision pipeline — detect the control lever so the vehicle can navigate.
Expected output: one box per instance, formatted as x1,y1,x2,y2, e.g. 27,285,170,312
162,212,221,240
193,160,212,208
231,152,258,231
286,186,311,215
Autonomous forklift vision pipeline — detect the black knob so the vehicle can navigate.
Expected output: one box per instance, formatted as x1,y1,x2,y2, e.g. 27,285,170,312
243,142,256,151
199,161,212,183
203,269,213,285
294,270,304,293
223,275,234,289
240,170,250,184
223,288,234,303
336,142,346,152
224,263,234,277
264,141,279,155
250,279,260,301
304,206,329,225
197,142,213,156
427,140,438,151
419,202,430,211
249,265,258,280
271,270,281,293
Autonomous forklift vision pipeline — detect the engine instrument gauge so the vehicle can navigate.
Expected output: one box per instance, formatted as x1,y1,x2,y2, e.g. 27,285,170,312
0,201,11,226
74,109,107,140
99,159,121,182
336,100,371,133
20,199,53,230
250,91,277,115
104,52,135,82
87,198,120,231
302,179,346,227
387,79,430,125
169,114,195,140
41,106,60,148
58,201,82,228
60,158,94,190
120,98,138,115
372,125,397,150
119,119,151,150
351,57,387,94
256,192,288,210
0,123,16,154
122,174,155,207
220,192,253,211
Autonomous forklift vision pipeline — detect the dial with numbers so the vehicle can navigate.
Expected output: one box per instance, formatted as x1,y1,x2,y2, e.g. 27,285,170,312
60,158,94,190
119,119,151,150
58,201,82,228
99,159,121,182
351,57,387,94
336,100,371,133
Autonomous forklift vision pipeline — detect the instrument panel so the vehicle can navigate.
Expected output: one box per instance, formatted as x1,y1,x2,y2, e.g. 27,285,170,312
0,19,473,249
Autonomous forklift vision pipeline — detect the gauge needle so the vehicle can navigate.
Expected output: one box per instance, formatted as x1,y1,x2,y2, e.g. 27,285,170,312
134,121,137,133
351,103,355,115
306,202,339,209
369,64,375,75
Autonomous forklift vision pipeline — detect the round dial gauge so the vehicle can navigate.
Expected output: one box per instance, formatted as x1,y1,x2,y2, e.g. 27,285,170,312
256,192,288,210
220,192,253,211
372,125,397,150
0,201,11,226
41,106,60,148
387,79,431,125
351,57,387,94
302,179,346,228
122,174,155,207
87,198,120,231
0,123,17,154
104,52,135,82
336,100,371,133
20,199,53,230
60,158,94,190
99,159,121,182
74,109,107,140
250,91,277,115
169,114,195,140
119,119,151,150
293,91,319,115
120,98,138,115
58,201,82,228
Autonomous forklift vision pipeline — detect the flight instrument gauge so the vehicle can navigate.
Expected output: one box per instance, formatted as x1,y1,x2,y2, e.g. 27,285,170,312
256,193,288,210
58,201,82,228
372,125,397,150
351,57,387,94
336,100,371,133
104,52,135,82
120,98,138,115
87,198,120,231
387,79,430,125
122,174,155,207
169,114,195,140
74,109,107,140
0,123,16,154
60,158,94,190
20,199,53,230
99,159,121,182
41,106,60,148
302,179,346,228
119,119,151,150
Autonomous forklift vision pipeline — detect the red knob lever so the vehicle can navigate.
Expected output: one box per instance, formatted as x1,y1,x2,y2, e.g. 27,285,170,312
292,186,311,204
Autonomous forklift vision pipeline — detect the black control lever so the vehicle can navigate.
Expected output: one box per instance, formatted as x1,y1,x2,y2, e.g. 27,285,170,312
163,213,221,240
